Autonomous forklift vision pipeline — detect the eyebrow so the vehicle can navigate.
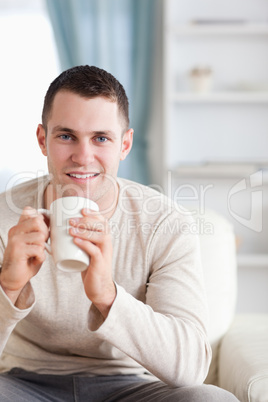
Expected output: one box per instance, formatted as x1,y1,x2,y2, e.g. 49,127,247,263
51,125,116,137
52,126,74,135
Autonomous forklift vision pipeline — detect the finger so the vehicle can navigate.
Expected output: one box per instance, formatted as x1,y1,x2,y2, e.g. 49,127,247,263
68,209,102,227
23,231,48,246
7,232,47,257
73,235,112,270
4,241,47,271
69,226,105,244
19,208,49,233
19,243,47,267
37,211,50,227
82,208,101,217
69,215,105,227
73,236,101,261
19,206,39,222
69,214,109,232
70,228,113,261
69,217,110,243
13,214,48,237
26,244,47,265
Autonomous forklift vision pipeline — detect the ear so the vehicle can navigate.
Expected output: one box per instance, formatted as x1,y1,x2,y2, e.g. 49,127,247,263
36,124,48,156
120,128,134,161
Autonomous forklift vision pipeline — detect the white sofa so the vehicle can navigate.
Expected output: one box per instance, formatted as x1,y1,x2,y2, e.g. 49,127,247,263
196,209,268,401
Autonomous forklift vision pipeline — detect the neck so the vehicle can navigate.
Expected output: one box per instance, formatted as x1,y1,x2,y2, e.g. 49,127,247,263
43,182,119,220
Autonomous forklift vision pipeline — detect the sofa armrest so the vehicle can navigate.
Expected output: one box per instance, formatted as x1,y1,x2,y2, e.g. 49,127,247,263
218,314,268,402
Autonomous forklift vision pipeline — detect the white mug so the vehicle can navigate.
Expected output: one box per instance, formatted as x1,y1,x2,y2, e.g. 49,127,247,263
39,196,99,273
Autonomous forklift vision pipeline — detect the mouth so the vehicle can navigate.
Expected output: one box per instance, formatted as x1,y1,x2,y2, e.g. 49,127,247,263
66,172,100,181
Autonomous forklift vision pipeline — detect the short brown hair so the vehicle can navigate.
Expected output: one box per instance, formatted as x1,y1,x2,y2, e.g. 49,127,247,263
42,65,129,132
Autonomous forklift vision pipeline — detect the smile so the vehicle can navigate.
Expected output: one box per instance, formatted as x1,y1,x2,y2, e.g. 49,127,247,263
67,173,100,179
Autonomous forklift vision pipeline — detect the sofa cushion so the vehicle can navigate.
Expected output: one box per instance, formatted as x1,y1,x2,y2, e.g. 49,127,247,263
192,209,237,385
218,314,268,402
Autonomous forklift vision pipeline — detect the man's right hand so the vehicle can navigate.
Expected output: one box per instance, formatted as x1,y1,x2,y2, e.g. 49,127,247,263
0,206,49,305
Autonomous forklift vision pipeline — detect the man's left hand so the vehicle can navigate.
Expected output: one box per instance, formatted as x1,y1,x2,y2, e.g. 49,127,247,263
69,209,115,319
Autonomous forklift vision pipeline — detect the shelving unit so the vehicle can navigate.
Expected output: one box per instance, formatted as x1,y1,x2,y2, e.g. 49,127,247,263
160,0,268,312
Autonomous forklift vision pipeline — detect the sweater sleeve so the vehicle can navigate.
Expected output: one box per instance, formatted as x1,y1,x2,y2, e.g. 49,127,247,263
0,283,35,356
0,236,36,356
88,212,212,387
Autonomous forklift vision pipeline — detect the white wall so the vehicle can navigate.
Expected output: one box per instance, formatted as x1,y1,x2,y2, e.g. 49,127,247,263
0,0,60,193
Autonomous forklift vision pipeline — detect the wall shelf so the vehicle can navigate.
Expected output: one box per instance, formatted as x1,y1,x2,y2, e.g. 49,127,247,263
172,163,268,179
169,23,268,36
237,254,268,269
171,91,268,104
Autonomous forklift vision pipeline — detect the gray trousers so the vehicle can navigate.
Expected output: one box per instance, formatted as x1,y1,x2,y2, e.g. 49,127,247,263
0,369,239,402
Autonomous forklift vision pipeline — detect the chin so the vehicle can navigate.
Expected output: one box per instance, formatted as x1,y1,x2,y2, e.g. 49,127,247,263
52,179,91,199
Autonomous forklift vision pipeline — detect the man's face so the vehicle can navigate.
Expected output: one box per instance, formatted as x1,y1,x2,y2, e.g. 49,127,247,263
37,90,133,213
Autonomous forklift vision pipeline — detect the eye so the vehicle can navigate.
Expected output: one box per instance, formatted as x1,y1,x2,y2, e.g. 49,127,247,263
95,136,108,143
59,134,72,141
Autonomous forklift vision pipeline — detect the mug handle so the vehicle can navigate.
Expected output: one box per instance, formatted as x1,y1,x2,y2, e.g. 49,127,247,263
38,208,51,254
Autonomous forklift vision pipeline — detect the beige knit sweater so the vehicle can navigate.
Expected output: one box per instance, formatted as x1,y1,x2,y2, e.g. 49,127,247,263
0,176,211,387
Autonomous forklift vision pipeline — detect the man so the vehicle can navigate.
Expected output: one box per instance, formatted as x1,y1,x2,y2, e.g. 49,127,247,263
0,66,238,401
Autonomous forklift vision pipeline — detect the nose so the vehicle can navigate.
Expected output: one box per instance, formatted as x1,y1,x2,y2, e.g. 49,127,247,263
71,140,94,166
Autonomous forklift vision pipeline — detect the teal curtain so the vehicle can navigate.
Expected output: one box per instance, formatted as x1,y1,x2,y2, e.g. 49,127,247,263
46,0,159,185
